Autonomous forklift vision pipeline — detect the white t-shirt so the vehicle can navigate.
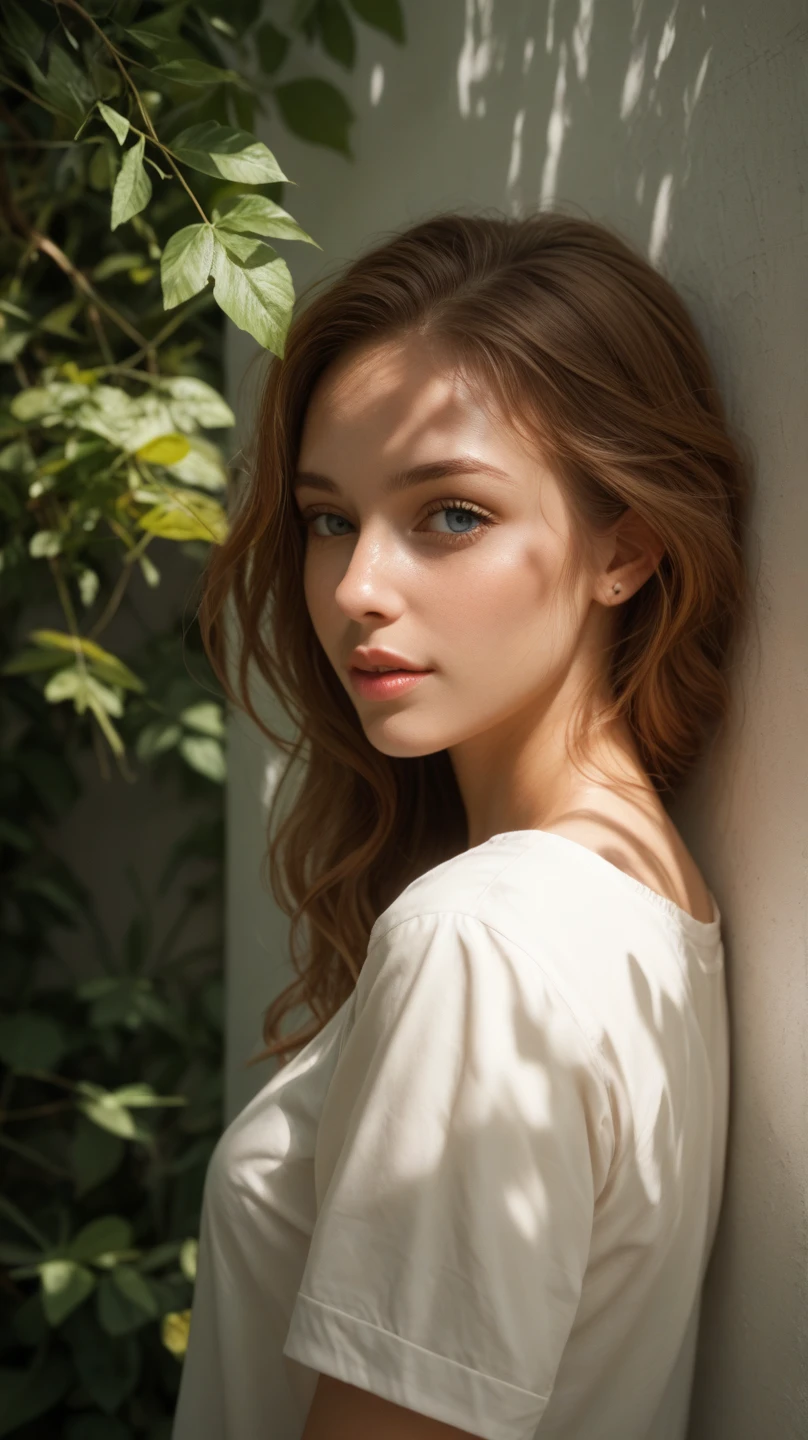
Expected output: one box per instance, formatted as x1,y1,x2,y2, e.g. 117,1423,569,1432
171,829,728,1440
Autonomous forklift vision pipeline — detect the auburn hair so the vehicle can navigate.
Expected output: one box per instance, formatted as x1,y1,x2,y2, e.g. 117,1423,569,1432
199,209,752,1070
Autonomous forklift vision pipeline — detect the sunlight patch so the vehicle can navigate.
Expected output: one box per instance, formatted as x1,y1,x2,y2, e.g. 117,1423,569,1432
370,64,385,106
540,41,571,204
621,36,647,119
649,173,674,266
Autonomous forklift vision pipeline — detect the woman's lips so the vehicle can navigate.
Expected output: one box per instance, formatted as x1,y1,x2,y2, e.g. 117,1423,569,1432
348,667,433,700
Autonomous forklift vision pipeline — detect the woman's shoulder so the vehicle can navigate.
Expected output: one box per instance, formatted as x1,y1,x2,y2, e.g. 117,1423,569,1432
368,827,706,951
364,829,722,1066
367,830,541,949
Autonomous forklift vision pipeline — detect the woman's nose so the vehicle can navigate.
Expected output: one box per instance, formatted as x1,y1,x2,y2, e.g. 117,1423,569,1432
333,522,405,620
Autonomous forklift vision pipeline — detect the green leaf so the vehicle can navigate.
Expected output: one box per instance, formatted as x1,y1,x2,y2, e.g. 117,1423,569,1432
171,121,287,183
77,1094,143,1141
180,702,225,737
209,233,294,355
179,1237,198,1280
136,433,190,465
78,569,100,607
348,0,405,41
139,1239,183,1272
273,77,354,155
318,0,356,67
138,488,228,543
111,137,153,231
29,631,145,692
212,194,318,248
167,434,227,492
2,648,71,676
96,1274,151,1336
70,1116,125,1197
39,1259,96,1326
9,388,56,423
139,553,160,587
37,45,96,126
125,9,192,51
112,1264,159,1316
111,1082,186,1108
84,978,144,1029
152,59,242,87
39,299,82,338
44,666,124,719
69,1215,134,1263
256,19,290,74
43,664,85,703
92,250,146,280
158,375,235,429
98,101,130,145
0,1012,68,1071
0,438,35,473
179,735,227,783
136,721,182,759
1,0,45,66
160,223,214,308
29,529,62,558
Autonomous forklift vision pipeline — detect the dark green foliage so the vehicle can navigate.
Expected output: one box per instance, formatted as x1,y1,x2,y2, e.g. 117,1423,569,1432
0,0,401,1432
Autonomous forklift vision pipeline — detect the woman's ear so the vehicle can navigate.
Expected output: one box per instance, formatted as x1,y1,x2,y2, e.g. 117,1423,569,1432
598,508,666,605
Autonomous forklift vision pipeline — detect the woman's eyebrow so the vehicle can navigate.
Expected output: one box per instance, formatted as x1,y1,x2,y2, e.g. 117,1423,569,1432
292,457,515,495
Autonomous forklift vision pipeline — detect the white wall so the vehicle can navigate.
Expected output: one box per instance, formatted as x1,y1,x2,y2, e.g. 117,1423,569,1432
224,3,808,1435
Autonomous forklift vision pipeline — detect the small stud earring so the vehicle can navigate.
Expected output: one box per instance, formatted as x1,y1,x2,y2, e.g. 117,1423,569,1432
612,583,622,594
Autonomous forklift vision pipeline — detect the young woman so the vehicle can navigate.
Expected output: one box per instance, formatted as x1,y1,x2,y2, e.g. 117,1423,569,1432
171,211,751,1440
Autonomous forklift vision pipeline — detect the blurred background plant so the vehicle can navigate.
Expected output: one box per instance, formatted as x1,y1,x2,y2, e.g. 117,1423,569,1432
0,0,404,1434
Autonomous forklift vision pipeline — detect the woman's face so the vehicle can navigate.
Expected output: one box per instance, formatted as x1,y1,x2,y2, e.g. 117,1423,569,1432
294,331,614,761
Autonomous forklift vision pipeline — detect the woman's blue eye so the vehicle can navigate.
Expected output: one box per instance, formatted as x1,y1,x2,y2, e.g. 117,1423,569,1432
310,513,353,537
439,508,479,533
304,504,490,540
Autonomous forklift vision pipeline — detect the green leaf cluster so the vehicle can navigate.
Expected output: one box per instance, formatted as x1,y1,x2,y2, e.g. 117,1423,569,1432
0,0,405,1433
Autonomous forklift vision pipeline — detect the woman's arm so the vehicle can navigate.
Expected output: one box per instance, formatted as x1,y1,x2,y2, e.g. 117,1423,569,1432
301,1373,484,1440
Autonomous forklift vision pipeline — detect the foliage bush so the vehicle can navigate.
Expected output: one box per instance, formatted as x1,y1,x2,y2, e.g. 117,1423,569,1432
0,1,404,1434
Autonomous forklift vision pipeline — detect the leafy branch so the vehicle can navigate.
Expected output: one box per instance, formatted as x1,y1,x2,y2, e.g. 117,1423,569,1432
0,0,405,1432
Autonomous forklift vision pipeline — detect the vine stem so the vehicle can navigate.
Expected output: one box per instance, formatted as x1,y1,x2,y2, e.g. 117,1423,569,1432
31,231,150,351
54,0,210,224
0,154,152,355
88,531,153,641
0,1100,73,1122
0,72,75,123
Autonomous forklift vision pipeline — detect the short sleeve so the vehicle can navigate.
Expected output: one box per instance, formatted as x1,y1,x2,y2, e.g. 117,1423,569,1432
282,910,614,1440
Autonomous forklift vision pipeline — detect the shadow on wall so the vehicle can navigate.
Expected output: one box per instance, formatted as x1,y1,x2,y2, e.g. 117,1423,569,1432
455,0,711,268
228,4,806,1436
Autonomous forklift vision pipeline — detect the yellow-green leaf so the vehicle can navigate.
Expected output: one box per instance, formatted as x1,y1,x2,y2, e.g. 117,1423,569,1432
29,631,145,692
138,490,228,543
180,1238,198,1280
162,1308,191,1357
136,433,191,466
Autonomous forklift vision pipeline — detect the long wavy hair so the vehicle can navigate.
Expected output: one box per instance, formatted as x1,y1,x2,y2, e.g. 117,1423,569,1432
199,209,752,1069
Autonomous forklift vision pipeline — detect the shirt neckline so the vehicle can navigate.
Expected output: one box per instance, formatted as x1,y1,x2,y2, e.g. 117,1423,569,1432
480,829,723,948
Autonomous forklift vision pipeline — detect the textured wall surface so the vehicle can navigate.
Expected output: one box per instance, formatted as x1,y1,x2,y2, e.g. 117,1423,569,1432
224,3,808,1434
